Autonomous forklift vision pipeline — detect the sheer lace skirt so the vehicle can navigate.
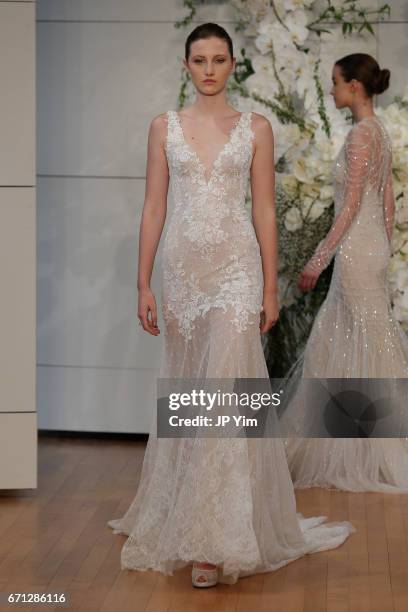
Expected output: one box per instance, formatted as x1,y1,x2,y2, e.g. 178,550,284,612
108,305,355,584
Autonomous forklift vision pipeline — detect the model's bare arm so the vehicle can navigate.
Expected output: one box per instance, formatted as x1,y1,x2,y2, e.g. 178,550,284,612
250,113,279,334
137,114,169,335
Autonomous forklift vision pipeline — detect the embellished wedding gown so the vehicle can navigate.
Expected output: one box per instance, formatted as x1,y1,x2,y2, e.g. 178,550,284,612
107,109,355,585
280,116,408,493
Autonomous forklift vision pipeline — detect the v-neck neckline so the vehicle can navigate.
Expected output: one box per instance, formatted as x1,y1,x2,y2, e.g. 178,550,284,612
174,111,245,186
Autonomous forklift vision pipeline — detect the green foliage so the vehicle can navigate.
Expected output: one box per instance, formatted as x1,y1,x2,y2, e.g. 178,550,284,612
313,60,331,138
275,183,334,284
308,1,390,36
394,95,408,111
234,48,255,84
262,262,333,377
174,0,197,29
262,181,335,375
178,69,192,109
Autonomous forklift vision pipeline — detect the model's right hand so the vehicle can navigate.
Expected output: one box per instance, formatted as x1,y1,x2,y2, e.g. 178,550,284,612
298,262,321,292
259,292,279,334
138,288,160,336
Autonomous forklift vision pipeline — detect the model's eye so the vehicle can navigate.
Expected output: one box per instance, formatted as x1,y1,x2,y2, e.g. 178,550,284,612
193,59,204,63
216,58,226,63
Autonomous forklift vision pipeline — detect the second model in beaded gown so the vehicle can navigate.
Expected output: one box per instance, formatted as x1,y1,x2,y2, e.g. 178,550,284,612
280,116,408,493
107,110,355,584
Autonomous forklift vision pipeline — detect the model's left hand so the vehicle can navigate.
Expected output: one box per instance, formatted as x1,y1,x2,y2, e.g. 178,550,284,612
260,292,279,334
298,262,321,292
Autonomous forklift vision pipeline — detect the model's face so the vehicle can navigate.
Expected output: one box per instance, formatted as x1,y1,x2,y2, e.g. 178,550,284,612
330,64,354,109
184,36,235,96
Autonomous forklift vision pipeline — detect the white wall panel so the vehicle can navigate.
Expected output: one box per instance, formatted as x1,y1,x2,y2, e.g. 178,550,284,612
37,21,186,177
36,0,234,23
378,22,408,105
37,16,244,177
0,1,36,488
388,0,408,21
0,2,35,185
0,413,37,489
0,189,36,414
37,365,157,433
37,177,166,369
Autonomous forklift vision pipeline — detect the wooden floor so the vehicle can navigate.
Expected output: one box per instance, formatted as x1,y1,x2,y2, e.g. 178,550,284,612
1,435,408,612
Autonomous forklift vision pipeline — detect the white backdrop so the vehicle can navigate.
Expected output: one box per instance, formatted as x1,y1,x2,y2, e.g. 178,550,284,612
36,0,408,433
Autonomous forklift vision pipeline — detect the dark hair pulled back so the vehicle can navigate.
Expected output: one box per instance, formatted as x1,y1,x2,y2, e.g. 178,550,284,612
335,53,390,96
185,22,233,61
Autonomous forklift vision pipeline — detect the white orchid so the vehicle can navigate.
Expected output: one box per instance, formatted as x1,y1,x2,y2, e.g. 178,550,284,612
295,59,316,98
245,56,282,103
279,174,299,198
275,44,305,81
274,122,302,161
308,199,328,221
300,182,320,199
284,10,310,46
287,0,315,10
255,18,289,55
292,157,314,184
320,184,335,200
285,206,303,231
313,129,339,162
229,0,408,328
274,0,314,17
389,257,408,329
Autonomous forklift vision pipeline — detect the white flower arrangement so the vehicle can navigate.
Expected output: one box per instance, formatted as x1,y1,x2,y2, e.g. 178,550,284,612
176,1,407,370
229,0,408,331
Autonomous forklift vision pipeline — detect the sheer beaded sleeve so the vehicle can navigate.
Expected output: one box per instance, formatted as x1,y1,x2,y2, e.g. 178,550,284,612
383,161,395,244
306,121,373,273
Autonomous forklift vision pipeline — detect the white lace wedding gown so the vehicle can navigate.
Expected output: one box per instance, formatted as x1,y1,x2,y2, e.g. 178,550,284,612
280,116,408,493
107,109,355,585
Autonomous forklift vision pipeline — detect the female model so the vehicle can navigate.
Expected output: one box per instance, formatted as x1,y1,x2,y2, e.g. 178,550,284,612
280,53,408,492
108,23,355,588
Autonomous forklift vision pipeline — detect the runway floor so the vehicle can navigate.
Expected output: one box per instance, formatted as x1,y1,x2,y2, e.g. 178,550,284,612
1,434,408,611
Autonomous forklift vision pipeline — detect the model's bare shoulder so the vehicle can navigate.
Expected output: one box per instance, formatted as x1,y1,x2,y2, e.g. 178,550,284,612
251,112,273,133
250,112,274,152
150,112,169,132
148,113,169,147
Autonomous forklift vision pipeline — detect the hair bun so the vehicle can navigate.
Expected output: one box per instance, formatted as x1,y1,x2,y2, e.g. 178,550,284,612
375,68,390,94
335,54,390,98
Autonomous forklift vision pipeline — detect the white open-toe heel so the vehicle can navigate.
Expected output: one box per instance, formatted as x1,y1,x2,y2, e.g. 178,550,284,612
192,562,218,588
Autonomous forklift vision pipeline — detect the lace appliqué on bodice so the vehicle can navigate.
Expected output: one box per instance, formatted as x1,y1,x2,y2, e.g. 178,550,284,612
162,110,263,342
